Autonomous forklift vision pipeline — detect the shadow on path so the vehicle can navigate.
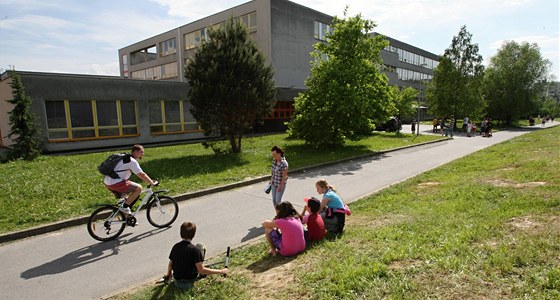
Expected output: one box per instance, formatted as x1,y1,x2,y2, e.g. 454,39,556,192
241,226,265,243
21,226,171,279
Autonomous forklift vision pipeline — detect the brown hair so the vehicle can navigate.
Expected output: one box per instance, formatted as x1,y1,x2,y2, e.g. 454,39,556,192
275,201,300,219
271,145,284,157
180,221,197,240
132,144,144,153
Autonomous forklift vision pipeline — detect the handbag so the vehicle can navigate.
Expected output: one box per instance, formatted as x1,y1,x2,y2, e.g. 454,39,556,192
264,183,272,194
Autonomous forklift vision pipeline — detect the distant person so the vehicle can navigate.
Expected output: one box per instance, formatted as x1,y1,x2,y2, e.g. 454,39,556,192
300,197,326,243
103,144,158,215
466,120,473,137
439,117,446,136
463,116,469,133
268,145,288,208
432,117,439,133
411,119,416,133
162,221,228,290
446,115,455,137
315,179,349,234
262,201,306,256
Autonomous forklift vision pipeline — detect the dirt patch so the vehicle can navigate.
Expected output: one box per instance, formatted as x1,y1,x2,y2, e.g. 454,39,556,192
507,215,560,234
418,182,441,188
388,258,422,271
239,259,297,300
487,179,546,188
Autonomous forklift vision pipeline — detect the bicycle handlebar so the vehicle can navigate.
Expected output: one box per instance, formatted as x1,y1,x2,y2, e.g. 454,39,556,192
148,181,159,188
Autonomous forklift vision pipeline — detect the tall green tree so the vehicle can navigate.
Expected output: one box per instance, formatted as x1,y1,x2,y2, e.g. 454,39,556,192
185,17,276,154
288,9,395,147
427,25,485,123
392,86,419,125
6,70,41,160
484,41,551,124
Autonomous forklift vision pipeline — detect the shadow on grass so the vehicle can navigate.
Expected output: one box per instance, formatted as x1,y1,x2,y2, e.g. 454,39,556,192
246,254,297,274
142,153,251,180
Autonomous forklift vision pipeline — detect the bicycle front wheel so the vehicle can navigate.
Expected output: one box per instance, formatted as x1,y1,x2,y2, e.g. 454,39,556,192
87,206,126,241
147,196,179,228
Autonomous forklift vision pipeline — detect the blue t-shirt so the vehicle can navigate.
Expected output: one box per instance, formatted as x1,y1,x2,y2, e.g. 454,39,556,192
324,189,344,209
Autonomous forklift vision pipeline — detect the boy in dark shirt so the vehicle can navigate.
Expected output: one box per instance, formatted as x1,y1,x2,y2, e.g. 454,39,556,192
162,221,228,289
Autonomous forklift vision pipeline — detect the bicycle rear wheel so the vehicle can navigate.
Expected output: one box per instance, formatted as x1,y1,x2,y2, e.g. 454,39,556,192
87,206,126,241
147,196,179,228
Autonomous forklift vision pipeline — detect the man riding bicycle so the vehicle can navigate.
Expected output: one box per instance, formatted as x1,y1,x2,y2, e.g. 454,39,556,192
103,144,158,214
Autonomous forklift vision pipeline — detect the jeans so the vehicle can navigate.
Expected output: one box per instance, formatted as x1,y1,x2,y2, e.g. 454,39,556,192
446,127,453,137
271,183,285,207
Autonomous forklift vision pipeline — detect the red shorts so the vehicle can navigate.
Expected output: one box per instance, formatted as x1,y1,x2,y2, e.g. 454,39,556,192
105,180,139,197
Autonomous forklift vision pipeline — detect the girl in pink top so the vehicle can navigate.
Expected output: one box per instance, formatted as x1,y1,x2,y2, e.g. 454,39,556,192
262,201,306,256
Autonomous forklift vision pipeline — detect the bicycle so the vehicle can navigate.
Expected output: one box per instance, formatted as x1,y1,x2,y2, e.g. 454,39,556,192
87,182,179,241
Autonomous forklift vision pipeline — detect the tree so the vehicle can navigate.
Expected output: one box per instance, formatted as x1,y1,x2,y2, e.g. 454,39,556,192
427,25,485,124
6,70,41,160
287,9,395,147
484,41,551,124
392,86,419,127
185,17,276,154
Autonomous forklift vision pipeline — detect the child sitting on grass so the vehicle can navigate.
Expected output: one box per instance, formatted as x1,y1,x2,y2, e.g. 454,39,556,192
162,221,228,290
262,201,306,256
301,197,326,243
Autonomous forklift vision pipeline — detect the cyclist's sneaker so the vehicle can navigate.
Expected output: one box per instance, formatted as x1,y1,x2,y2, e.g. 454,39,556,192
119,207,132,215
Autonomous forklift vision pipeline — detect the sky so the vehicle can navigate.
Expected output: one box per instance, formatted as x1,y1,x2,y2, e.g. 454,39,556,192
1,0,559,79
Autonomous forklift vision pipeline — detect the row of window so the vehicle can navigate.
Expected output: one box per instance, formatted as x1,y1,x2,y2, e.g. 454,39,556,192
185,11,256,50
45,100,138,140
130,62,178,80
265,101,294,120
385,45,439,69
44,99,201,141
397,68,433,83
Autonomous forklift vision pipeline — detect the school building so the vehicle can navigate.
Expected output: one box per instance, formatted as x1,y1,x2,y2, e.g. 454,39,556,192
0,0,439,153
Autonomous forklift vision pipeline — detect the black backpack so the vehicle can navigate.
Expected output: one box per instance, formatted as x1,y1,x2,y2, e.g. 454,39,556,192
98,153,132,179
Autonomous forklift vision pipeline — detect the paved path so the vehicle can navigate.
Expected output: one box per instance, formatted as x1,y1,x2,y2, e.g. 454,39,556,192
0,123,556,299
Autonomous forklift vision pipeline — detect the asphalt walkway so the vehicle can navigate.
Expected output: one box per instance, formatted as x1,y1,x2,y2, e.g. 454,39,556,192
0,122,556,299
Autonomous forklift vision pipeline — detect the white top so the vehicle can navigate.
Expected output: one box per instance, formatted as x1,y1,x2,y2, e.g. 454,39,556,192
103,157,143,185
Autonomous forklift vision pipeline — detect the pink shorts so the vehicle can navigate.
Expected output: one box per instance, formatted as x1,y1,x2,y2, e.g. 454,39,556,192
105,180,139,197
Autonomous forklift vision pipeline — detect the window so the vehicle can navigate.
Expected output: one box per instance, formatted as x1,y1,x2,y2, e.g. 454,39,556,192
238,11,257,31
149,100,201,134
122,55,128,78
130,45,157,65
160,38,176,56
314,21,331,41
130,62,177,80
45,99,138,141
184,29,207,50
265,101,295,120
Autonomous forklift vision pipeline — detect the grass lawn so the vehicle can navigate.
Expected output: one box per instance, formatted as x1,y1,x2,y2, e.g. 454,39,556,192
0,132,442,234
112,125,560,299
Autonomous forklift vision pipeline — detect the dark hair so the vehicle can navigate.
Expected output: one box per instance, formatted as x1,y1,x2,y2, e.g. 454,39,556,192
307,198,321,213
132,144,144,153
271,145,284,157
180,221,196,240
275,201,300,219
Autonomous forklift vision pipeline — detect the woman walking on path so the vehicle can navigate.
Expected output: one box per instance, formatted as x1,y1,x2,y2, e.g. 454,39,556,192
269,145,288,208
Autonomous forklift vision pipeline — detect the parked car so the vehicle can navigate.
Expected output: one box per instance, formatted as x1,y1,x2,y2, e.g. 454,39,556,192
375,117,402,132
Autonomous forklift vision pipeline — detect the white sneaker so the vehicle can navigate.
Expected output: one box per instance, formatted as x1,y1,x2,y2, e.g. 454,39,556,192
119,207,132,215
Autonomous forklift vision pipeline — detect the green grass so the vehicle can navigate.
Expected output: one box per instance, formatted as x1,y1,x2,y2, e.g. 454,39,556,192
0,132,441,234
112,125,560,299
